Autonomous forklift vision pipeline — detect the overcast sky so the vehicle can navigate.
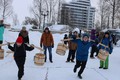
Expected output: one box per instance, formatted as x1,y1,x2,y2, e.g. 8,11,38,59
12,0,99,24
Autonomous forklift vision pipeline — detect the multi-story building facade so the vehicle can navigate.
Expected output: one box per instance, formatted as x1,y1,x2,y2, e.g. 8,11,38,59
61,0,95,29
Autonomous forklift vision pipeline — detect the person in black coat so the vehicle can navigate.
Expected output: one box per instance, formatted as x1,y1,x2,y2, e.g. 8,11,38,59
8,36,34,80
19,26,29,44
63,34,68,45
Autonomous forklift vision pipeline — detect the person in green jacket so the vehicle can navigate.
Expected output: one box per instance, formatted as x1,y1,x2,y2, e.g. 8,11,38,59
0,20,5,49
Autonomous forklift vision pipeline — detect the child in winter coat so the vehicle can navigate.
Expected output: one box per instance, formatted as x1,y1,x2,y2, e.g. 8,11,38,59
0,20,4,49
98,32,113,69
8,36,34,80
72,33,92,79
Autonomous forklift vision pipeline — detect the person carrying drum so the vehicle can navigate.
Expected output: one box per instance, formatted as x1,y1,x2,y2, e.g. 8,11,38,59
98,32,113,69
7,36,34,80
0,20,5,49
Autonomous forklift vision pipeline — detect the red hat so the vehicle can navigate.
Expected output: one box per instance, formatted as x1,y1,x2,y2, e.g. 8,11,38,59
16,36,23,44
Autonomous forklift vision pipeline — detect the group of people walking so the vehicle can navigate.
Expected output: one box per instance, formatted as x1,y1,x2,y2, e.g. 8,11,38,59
8,27,54,80
63,29,113,79
0,20,114,80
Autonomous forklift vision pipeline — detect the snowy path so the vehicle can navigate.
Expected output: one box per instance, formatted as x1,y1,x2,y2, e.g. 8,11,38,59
0,29,120,80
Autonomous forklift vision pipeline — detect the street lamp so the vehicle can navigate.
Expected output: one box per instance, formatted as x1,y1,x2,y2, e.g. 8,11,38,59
41,11,49,30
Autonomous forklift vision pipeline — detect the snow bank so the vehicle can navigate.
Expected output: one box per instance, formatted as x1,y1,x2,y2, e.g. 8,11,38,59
11,25,33,31
117,40,120,46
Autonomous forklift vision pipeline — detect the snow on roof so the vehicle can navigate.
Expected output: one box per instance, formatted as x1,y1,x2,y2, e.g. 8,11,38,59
49,25,69,31
72,28,80,33
102,28,120,32
72,28,84,34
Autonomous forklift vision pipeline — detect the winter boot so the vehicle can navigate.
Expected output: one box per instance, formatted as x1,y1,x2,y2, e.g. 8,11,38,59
50,61,53,63
103,67,108,69
90,56,95,59
66,60,70,63
71,59,75,63
73,66,77,73
99,67,103,69
78,74,82,79
18,78,21,80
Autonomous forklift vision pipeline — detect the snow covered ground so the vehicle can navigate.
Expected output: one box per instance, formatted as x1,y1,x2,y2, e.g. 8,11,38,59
0,29,120,80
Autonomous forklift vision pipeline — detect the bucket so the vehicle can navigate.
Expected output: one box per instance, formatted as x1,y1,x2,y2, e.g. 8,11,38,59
0,49,4,60
56,43,68,56
34,53,45,66
97,49,109,61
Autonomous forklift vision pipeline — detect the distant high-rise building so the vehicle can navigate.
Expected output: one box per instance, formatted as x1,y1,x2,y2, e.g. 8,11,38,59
61,0,95,29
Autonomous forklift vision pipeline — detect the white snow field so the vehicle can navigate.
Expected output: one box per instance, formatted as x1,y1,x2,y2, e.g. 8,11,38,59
0,29,120,80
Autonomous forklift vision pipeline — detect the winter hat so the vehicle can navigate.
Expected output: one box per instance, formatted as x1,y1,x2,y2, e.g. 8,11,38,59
45,27,49,30
73,31,78,34
82,33,89,38
16,36,23,44
65,34,67,37
22,26,26,31
105,31,110,35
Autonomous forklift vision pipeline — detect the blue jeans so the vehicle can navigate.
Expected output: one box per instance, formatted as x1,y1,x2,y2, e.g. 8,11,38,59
43,46,52,62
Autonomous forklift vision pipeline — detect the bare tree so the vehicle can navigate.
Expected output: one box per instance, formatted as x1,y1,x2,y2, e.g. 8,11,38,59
98,0,111,29
45,0,58,23
30,0,49,29
106,0,120,28
0,0,13,20
23,17,38,26
12,13,19,26
57,0,65,24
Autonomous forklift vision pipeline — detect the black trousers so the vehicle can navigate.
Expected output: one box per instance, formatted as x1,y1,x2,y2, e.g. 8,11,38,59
90,45,98,57
14,57,25,79
67,50,76,61
74,60,87,75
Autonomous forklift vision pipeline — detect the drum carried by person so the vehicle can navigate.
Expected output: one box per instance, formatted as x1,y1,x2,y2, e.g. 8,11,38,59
34,53,45,66
0,49,4,59
97,49,109,61
56,43,68,56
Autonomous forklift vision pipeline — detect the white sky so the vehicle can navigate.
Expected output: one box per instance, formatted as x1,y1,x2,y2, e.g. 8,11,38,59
12,0,99,24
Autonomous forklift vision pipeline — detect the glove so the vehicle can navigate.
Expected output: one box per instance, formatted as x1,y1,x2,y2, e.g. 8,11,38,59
7,42,10,46
40,44,42,48
30,44,34,48
52,44,54,48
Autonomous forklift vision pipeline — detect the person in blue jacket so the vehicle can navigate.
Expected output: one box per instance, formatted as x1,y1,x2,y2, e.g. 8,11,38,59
98,32,113,69
72,33,91,79
0,20,5,49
